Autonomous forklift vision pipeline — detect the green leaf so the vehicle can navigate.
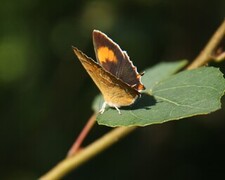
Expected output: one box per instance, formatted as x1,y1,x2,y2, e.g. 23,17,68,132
142,60,188,90
94,62,225,127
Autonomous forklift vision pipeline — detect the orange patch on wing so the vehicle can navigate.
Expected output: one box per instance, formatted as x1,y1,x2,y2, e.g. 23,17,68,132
137,84,145,91
97,47,117,63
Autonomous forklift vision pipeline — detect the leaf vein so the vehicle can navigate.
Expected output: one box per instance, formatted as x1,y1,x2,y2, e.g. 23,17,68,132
153,85,219,93
155,95,208,110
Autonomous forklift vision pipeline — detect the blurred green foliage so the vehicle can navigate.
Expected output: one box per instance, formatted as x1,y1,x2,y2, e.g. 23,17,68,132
0,0,225,179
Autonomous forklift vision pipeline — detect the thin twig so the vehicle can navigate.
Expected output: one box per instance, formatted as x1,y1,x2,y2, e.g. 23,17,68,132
187,19,225,70
67,114,96,157
40,20,225,180
214,52,225,62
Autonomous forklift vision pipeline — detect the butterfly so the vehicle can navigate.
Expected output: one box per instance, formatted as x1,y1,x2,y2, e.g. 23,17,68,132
73,30,145,114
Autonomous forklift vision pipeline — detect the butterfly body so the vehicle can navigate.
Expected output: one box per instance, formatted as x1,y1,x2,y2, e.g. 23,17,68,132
73,30,145,114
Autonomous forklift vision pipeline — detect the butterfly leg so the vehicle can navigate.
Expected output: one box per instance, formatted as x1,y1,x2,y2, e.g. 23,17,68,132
113,105,121,115
99,102,121,114
99,102,107,114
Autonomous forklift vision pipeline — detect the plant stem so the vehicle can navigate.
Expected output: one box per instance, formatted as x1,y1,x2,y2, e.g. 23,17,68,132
39,126,136,180
40,19,225,180
187,19,225,70
67,114,96,157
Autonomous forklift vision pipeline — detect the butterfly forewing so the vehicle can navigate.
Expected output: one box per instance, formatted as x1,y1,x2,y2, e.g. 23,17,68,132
93,30,145,91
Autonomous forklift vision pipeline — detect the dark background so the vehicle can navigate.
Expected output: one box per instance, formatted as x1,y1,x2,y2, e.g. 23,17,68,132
0,0,225,179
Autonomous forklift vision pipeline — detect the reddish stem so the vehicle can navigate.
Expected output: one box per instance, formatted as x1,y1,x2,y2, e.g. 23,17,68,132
67,113,96,157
